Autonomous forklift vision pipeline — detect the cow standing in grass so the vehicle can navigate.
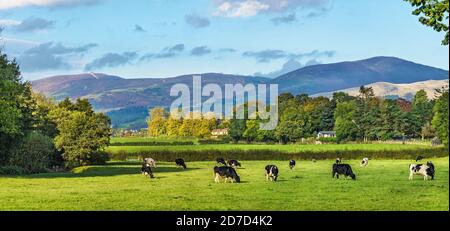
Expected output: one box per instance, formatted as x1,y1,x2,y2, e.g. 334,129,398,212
409,161,435,180
332,164,356,180
265,165,279,182
214,166,240,183
175,158,187,169
360,158,369,167
289,160,296,170
141,163,154,179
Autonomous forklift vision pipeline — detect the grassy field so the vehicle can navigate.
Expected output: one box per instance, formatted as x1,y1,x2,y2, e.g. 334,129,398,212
107,143,441,154
1,157,448,211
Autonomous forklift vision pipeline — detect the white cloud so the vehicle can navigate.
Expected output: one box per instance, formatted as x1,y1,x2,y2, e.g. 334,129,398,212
0,0,100,10
0,19,21,27
213,0,331,18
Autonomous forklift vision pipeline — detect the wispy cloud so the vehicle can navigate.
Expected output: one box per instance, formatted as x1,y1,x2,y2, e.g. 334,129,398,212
271,13,297,25
134,24,146,33
0,0,101,10
85,52,138,71
140,43,185,61
255,58,320,78
185,14,211,28
12,17,54,32
190,46,212,56
213,0,331,18
243,49,335,62
17,42,98,72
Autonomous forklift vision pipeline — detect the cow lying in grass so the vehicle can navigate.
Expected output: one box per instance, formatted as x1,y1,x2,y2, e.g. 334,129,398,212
141,163,154,178
265,165,279,182
227,159,241,168
409,161,435,180
214,166,240,183
175,158,187,169
332,164,356,180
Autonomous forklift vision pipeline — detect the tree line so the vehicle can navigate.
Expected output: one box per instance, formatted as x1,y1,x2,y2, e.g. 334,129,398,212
1,52,111,174
147,86,449,146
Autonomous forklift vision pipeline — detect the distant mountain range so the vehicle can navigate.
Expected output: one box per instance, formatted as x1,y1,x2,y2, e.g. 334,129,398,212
312,79,449,101
31,56,449,129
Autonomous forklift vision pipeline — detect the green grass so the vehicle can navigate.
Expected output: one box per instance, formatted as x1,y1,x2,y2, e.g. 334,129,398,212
107,143,441,154
1,157,448,211
111,137,197,144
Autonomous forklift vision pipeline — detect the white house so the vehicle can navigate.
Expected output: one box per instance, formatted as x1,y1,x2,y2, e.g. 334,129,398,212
317,131,336,139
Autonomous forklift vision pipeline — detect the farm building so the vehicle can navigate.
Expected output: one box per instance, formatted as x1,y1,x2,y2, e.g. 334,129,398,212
211,128,229,137
317,131,336,139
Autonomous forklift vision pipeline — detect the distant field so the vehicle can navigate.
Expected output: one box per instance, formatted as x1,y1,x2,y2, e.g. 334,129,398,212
107,143,441,154
111,137,198,143
1,158,448,211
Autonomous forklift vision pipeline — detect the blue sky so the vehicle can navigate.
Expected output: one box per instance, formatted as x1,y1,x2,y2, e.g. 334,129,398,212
0,0,448,80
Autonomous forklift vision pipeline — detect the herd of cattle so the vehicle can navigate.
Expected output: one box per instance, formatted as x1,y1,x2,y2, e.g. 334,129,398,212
140,156,436,182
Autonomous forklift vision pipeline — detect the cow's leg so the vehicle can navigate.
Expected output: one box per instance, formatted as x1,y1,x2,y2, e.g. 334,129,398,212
215,174,220,183
409,172,413,180
266,174,269,181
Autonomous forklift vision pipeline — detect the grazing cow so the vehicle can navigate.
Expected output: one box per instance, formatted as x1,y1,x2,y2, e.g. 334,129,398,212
144,158,157,168
415,155,424,162
409,161,435,180
335,158,342,164
360,158,369,167
214,166,240,183
141,163,154,178
332,164,356,180
216,158,227,166
289,160,296,170
175,158,187,169
227,159,241,168
265,165,279,182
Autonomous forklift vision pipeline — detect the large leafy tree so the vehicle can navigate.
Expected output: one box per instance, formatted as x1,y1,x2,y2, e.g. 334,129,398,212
432,87,449,145
405,0,449,45
0,53,34,165
50,99,111,168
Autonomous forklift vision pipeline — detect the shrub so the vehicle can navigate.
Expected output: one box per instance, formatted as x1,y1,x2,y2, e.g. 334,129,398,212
134,147,448,162
9,131,58,173
318,137,337,144
0,166,30,175
109,150,128,161
198,139,230,145
87,151,110,165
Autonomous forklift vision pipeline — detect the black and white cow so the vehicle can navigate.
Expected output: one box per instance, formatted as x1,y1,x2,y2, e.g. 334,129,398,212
214,166,240,183
335,158,342,164
360,157,369,167
144,158,157,168
175,158,187,169
216,158,227,166
289,160,296,170
141,163,154,178
265,165,279,182
332,164,356,180
409,161,435,180
227,159,241,168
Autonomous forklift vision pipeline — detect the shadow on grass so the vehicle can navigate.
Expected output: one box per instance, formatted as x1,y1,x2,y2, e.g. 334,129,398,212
13,164,201,179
